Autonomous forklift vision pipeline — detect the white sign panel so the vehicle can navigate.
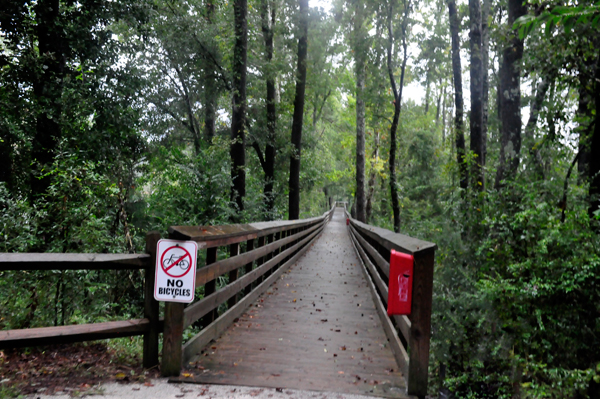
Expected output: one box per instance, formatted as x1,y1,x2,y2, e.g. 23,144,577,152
154,239,198,303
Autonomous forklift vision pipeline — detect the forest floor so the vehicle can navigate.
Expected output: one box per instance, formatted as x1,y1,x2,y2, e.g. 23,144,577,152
0,342,161,397
0,343,386,399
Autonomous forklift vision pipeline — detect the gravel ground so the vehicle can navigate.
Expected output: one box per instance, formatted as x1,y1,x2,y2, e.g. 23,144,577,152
26,379,381,399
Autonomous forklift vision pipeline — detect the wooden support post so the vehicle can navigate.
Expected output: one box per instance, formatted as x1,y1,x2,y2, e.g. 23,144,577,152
243,239,254,296
255,236,265,286
201,247,218,327
407,248,435,397
143,231,160,369
161,301,185,377
227,243,240,308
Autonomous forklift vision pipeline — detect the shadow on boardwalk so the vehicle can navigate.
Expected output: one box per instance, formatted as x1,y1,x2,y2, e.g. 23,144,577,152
178,210,408,398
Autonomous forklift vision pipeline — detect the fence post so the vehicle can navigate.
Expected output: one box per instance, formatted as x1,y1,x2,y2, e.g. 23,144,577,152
162,301,185,376
161,232,185,377
143,231,160,369
407,248,435,397
227,243,240,308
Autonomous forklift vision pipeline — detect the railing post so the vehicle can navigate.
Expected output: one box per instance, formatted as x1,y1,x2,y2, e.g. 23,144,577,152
143,231,161,369
162,301,185,376
243,239,254,296
201,247,218,327
407,248,435,397
227,243,240,308
161,232,186,377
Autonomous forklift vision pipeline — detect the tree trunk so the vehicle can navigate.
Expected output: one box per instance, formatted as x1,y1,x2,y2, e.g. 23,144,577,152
230,0,248,217
366,130,380,224
525,76,550,179
577,86,593,178
587,56,600,223
354,3,367,223
425,69,431,114
495,0,526,187
441,85,447,144
447,0,467,190
288,0,309,220
261,0,277,218
481,0,490,167
203,0,217,141
386,1,409,233
469,0,484,190
31,0,65,202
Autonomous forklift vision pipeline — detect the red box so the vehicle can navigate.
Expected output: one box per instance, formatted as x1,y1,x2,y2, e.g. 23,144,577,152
387,250,414,316
346,218,350,226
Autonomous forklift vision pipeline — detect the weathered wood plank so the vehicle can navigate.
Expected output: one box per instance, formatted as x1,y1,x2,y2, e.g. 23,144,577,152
349,227,411,344
169,216,325,249
0,253,150,271
407,250,435,397
181,225,325,364
200,248,218,328
349,219,436,255
194,221,322,287
0,319,156,350
143,231,161,369
162,302,185,377
350,225,390,278
183,226,324,328
349,230,410,378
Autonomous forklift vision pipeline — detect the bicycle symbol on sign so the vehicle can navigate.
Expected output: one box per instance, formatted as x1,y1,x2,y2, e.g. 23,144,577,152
162,253,190,271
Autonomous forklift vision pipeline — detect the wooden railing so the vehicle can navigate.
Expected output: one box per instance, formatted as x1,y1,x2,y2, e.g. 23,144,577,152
344,207,436,398
160,204,336,376
0,232,163,369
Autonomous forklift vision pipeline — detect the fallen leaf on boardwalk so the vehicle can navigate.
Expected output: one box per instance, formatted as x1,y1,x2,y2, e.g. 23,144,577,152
249,389,264,396
144,383,155,387
293,299,297,302
338,371,344,374
321,319,328,322
233,363,238,367
182,372,193,377
260,348,266,350
276,388,283,392
333,354,337,357
324,348,328,353
272,374,281,377
115,372,126,380
175,395,184,398
340,346,347,350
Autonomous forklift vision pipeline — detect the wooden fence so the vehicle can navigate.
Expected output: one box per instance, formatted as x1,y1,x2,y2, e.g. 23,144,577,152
0,233,162,369
160,204,336,375
344,206,436,398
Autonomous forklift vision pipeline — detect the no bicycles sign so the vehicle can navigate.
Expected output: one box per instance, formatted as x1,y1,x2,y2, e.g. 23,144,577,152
154,239,198,303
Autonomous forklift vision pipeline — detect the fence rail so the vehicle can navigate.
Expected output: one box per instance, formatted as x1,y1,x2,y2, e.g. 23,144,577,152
160,204,336,376
0,242,162,369
344,206,436,398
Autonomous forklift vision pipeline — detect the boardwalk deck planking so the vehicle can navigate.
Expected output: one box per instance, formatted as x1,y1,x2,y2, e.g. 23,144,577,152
174,210,410,398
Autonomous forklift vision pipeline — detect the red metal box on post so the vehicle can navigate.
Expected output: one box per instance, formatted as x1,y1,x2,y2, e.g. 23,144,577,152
387,249,414,316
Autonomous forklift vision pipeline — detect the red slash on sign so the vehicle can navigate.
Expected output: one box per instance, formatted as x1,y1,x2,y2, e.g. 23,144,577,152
160,246,193,278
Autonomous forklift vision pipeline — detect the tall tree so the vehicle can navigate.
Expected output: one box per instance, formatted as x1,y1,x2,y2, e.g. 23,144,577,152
30,0,66,202
230,0,248,216
288,0,309,220
469,0,484,189
447,0,467,189
386,0,410,233
494,0,526,187
481,0,490,167
260,0,278,218
352,0,368,223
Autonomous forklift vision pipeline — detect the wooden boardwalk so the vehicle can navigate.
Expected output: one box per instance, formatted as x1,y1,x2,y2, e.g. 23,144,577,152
178,209,408,398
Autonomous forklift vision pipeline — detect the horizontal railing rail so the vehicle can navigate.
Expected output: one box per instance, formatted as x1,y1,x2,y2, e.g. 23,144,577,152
0,232,162,369
160,204,336,376
344,207,436,398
